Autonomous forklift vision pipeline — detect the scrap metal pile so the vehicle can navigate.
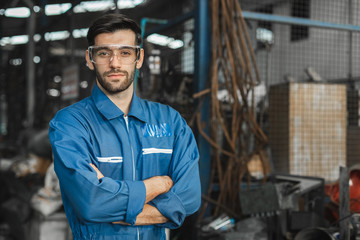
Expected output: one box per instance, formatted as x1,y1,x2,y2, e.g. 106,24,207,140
193,0,268,219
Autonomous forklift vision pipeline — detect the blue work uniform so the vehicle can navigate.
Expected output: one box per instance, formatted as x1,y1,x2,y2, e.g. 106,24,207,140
49,84,201,240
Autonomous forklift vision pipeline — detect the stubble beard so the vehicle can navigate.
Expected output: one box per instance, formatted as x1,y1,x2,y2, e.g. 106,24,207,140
95,66,136,94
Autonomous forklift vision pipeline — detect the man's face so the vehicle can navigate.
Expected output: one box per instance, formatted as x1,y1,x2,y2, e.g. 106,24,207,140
85,29,144,94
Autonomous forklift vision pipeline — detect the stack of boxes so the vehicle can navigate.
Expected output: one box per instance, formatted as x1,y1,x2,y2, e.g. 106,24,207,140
269,83,347,182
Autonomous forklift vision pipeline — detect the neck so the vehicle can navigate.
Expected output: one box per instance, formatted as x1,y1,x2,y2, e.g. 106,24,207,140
97,82,134,116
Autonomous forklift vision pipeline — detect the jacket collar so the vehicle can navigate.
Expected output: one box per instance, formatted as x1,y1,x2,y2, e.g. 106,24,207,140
91,84,147,122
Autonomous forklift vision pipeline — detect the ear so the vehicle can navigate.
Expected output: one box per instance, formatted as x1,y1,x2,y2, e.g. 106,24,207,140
85,49,95,70
136,48,144,69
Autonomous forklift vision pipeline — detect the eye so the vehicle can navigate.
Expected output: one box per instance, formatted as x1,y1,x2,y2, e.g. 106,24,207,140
96,49,112,57
120,48,135,57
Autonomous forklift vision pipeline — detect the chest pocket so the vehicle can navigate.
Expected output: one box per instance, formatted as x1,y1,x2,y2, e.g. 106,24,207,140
141,122,174,179
97,156,123,180
141,148,173,179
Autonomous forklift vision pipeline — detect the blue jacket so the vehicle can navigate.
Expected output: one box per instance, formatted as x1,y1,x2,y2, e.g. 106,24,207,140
49,84,201,240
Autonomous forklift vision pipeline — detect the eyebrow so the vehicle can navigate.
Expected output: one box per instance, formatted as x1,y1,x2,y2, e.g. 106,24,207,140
94,46,111,51
120,46,136,50
92,46,139,52
93,44,139,48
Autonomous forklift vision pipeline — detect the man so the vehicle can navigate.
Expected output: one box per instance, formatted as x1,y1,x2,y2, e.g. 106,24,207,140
49,13,201,240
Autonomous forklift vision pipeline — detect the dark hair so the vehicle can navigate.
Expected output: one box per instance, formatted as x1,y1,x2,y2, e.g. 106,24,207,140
87,13,142,46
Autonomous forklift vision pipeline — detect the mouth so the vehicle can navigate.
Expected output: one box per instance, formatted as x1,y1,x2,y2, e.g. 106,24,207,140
107,73,125,79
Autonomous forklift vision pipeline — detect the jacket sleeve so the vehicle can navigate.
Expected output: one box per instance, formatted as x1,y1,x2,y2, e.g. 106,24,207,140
149,113,201,229
49,109,146,225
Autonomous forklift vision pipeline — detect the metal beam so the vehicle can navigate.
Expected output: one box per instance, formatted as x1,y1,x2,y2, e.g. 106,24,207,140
242,11,360,32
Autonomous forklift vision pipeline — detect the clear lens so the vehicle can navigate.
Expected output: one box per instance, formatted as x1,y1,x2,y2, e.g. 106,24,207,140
88,44,140,65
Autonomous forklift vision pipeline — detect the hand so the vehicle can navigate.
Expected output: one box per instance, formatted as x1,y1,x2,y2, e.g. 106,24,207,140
159,176,174,193
143,176,173,203
89,163,104,179
113,204,168,226
144,176,173,194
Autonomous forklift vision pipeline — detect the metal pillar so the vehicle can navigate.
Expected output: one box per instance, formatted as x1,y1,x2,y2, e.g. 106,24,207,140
68,11,75,64
348,0,353,80
194,0,211,196
139,3,211,196
339,166,350,240
0,22,3,137
26,9,36,128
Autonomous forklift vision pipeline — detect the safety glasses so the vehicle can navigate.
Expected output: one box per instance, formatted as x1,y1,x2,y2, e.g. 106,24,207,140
88,44,141,65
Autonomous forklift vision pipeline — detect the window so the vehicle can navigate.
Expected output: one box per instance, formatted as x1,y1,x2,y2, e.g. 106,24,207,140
291,0,310,42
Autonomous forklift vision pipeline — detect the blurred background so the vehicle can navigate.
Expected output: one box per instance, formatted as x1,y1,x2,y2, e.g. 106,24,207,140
1,0,360,239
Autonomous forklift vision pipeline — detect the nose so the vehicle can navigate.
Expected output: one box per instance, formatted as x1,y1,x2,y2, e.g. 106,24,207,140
109,53,122,68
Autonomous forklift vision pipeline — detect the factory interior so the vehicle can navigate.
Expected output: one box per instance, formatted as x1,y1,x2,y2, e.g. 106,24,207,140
1,0,360,239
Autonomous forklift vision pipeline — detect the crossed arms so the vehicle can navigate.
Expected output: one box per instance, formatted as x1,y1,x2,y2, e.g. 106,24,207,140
90,163,173,225
50,110,201,228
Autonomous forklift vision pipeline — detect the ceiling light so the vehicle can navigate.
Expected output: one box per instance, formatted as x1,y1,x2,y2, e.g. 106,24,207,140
10,58,23,66
5,7,30,18
47,89,61,97
45,31,70,41
256,27,274,45
33,6,41,13
33,56,41,63
0,27,88,46
72,28,88,38
11,35,29,45
74,1,114,13
73,0,144,13
54,76,62,83
0,37,10,46
168,40,184,49
34,34,42,42
147,34,184,49
45,3,72,16
117,0,145,9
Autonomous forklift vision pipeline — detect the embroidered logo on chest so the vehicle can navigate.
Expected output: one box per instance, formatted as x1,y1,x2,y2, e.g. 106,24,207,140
142,123,172,137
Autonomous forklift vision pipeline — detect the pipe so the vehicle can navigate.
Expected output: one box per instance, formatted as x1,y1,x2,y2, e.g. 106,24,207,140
135,18,168,91
137,12,193,90
140,18,168,46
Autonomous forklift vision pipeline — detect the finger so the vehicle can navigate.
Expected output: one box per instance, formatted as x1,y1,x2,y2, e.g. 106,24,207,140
90,163,104,179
